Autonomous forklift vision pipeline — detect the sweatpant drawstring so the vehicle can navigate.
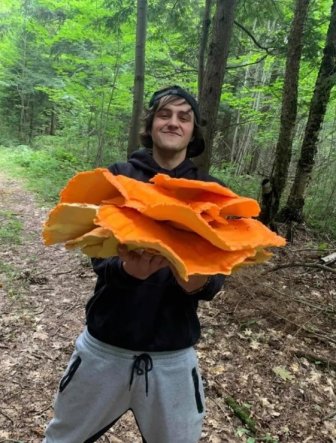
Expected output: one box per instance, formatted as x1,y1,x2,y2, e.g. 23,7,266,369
129,353,153,396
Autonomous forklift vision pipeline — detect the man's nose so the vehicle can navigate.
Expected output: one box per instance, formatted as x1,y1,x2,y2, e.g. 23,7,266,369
167,114,179,127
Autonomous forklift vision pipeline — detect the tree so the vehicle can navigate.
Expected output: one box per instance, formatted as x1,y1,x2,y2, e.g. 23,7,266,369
127,0,147,158
195,0,237,173
259,0,310,227
281,0,336,226
198,0,212,100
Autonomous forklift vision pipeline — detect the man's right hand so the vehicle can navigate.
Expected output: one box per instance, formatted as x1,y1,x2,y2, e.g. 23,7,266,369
118,245,169,280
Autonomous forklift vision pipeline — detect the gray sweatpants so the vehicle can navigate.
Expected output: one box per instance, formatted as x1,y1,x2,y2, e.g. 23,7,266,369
44,329,205,443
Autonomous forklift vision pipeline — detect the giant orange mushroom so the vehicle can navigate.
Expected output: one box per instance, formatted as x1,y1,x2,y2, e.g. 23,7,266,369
42,168,286,280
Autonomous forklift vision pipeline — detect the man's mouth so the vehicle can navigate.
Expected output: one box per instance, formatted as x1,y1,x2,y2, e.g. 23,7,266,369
163,131,180,136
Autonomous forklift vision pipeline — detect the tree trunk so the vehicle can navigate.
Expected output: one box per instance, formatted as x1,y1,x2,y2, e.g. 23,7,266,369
94,59,120,166
259,0,309,227
281,0,336,224
195,0,237,173
49,108,56,135
198,0,213,100
127,0,147,158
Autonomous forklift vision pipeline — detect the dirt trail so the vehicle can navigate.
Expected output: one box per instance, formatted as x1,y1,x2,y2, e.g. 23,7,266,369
0,171,335,442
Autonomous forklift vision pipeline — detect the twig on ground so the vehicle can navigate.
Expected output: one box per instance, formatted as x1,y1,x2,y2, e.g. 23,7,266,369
322,409,336,421
33,403,52,417
55,269,76,276
209,397,227,415
248,298,336,345
273,290,336,316
0,409,14,424
294,350,336,371
264,262,336,274
291,248,335,253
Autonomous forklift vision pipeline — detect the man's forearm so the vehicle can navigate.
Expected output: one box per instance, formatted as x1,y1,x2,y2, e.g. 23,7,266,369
176,275,210,294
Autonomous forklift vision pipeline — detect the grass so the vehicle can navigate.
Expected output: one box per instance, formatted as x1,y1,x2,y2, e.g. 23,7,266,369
0,260,25,299
0,143,94,203
0,209,23,244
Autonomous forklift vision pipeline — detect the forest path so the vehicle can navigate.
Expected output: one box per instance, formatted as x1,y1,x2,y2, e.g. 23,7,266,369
0,170,335,442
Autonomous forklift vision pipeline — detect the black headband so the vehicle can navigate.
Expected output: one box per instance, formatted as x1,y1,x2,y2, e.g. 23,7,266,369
149,85,201,124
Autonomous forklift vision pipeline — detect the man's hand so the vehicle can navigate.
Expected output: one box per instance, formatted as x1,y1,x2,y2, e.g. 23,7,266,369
118,245,169,280
174,273,209,294
167,264,209,293
118,245,209,291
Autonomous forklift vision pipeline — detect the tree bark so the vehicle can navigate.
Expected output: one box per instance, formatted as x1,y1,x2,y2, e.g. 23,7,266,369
282,0,336,223
127,0,147,158
259,0,310,227
195,0,237,173
198,0,213,100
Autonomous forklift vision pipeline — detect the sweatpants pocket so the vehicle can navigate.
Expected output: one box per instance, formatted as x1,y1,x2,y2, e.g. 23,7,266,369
191,367,204,414
59,355,82,393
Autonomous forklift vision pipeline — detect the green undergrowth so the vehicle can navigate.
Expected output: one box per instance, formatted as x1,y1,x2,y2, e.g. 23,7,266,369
0,144,90,203
0,137,123,204
0,143,335,240
211,164,260,199
0,209,23,244
0,260,25,299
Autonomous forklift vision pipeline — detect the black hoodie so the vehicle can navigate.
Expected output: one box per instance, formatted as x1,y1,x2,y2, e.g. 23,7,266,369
86,149,225,351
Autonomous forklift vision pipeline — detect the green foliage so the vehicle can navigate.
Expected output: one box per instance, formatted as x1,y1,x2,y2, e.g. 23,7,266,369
303,130,336,237
211,164,261,199
0,259,27,300
0,136,124,203
0,209,23,244
0,0,335,240
0,143,87,202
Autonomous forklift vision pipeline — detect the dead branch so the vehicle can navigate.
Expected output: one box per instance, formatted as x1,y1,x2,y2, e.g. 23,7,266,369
264,284,336,316
249,298,336,345
209,397,227,415
0,409,14,424
288,248,336,253
294,350,336,371
234,20,274,54
323,410,336,421
299,329,336,345
321,252,336,265
225,396,257,433
264,262,336,274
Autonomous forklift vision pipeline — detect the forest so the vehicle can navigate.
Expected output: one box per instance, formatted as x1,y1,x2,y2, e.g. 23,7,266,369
0,0,335,236
0,0,336,442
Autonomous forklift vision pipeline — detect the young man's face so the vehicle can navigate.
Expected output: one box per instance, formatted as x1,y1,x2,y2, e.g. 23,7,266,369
151,98,195,158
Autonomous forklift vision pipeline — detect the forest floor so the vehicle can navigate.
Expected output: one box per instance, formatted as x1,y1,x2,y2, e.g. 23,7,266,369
0,170,335,443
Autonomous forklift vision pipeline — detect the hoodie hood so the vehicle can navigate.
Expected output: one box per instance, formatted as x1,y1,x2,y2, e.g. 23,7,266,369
128,148,198,179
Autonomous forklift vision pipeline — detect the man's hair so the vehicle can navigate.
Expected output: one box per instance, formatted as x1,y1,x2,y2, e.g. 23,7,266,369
139,86,205,158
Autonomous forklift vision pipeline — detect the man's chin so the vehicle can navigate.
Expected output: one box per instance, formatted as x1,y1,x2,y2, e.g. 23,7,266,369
157,145,185,154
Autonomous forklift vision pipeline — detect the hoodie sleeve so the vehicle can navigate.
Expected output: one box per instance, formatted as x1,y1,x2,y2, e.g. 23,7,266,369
175,274,225,301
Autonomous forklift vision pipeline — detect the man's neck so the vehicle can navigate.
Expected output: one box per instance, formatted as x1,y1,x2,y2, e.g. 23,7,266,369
152,149,187,170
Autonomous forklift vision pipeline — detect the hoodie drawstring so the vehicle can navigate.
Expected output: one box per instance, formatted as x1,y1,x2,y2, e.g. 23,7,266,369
129,353,153,396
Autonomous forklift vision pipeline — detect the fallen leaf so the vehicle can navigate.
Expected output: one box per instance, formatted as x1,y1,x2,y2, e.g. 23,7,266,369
272,366,294,381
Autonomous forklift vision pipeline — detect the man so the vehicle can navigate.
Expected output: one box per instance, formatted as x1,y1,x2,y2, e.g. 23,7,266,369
44,85,225,443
